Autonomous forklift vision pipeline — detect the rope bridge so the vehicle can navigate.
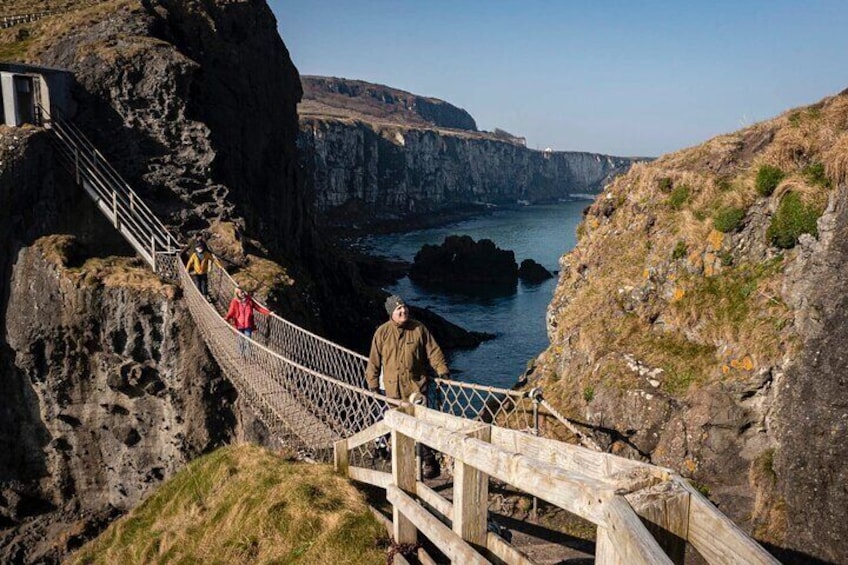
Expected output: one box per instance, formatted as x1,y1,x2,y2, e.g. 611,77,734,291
41,108,779,564
44,106,561,461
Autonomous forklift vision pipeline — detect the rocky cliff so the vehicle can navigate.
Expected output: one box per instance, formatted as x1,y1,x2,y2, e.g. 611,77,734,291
0,1,335,562
0,4,494,560
533,91,848,563
0,126,240,563
298,77,640,228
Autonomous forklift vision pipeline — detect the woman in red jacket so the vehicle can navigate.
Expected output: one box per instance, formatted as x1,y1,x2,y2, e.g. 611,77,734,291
225,287,270,356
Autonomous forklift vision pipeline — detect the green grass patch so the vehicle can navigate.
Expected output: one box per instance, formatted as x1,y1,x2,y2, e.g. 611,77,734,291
663,369,699,395
638,333,714,395
688,480,712,497
672,240,688,260
802,162,831,189
767,192,822,249
582,386,594,402
657,177,674,192
677,256,783,327
715,176,733,192
755,165,785,197
667,184,691,210
713,206,746,233
0,37,33,61
70,446,387,565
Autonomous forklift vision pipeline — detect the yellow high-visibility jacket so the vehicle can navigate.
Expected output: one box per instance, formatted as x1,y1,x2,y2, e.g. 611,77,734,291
185,251,219,275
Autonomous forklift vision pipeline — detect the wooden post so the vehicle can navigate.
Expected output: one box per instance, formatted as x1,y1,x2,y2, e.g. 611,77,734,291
392,408,417,545
333,438,349,475
627,485,689,565
595,526,625,565
453,424,490,549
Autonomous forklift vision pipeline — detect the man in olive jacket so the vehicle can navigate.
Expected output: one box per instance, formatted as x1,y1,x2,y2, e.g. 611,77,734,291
366,295,449,477
366,295,450,399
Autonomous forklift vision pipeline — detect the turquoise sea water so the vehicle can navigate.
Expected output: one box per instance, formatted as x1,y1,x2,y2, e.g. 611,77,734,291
358,201,589,389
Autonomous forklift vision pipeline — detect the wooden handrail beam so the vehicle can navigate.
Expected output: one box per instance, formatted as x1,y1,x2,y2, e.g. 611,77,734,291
384,409,615,525
682,483,779,565
387,485,491,565
596,496,674,565
490,424,669,485
345,420,389,450
348,466,392,489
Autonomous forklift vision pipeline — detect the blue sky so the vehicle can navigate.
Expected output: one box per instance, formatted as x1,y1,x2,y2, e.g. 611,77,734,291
271,1,848,157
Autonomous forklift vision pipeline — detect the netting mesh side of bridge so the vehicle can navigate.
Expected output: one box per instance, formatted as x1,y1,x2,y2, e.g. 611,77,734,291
206,260,542,432
160,253,548,461
172,255,401,459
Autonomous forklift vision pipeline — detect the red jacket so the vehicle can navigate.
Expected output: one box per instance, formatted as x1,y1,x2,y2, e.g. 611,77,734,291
225,296,270,330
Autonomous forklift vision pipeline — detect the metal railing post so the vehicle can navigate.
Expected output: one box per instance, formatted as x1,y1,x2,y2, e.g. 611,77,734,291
112,191,118,228
151,235,157,273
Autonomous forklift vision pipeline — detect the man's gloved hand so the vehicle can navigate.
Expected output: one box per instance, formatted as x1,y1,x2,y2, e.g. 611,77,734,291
369,386,379,393
438,372,450,380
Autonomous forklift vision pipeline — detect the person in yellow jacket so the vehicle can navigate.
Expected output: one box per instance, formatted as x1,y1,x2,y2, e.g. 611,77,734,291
366,294,449,477
185,240,221,300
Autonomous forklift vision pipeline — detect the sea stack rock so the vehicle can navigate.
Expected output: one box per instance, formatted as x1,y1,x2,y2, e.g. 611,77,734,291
518,259,554,283
410,235,517,285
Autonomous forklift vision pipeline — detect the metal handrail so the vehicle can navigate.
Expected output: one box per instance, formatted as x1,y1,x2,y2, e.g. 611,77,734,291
43,106,182,271
46,109,179,250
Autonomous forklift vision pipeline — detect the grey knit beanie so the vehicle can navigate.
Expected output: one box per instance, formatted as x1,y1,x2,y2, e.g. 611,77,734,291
385,294,406,316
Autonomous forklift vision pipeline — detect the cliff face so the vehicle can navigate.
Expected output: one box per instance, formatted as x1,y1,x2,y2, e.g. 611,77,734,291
0,127,239,563
36,0,309,262
298,117,635,226
535,91,848,563
0,1,322,561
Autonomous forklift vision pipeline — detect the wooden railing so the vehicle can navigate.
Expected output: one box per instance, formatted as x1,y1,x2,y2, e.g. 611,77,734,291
335,404,779,565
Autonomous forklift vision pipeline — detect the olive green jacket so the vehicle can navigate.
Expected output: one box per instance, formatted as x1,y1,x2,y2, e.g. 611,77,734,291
365,319,449,400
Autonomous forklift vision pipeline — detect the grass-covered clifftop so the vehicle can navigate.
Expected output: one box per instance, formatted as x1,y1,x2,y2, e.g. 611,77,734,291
71,445,387,565
535,89,848,561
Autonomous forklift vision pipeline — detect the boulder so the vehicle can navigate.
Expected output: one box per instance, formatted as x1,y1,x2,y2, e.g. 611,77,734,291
409,235,517,286
518,259,554,283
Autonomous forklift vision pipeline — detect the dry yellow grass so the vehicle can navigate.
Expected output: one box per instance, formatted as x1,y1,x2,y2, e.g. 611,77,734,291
540,90,848,402
70,445,388,565
0,0,135,63
33,235,174,295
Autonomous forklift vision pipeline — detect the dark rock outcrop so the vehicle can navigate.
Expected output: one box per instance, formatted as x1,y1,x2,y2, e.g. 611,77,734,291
39,0,310,264
0,127,238,563
518,259,553,283
410,235,517,287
